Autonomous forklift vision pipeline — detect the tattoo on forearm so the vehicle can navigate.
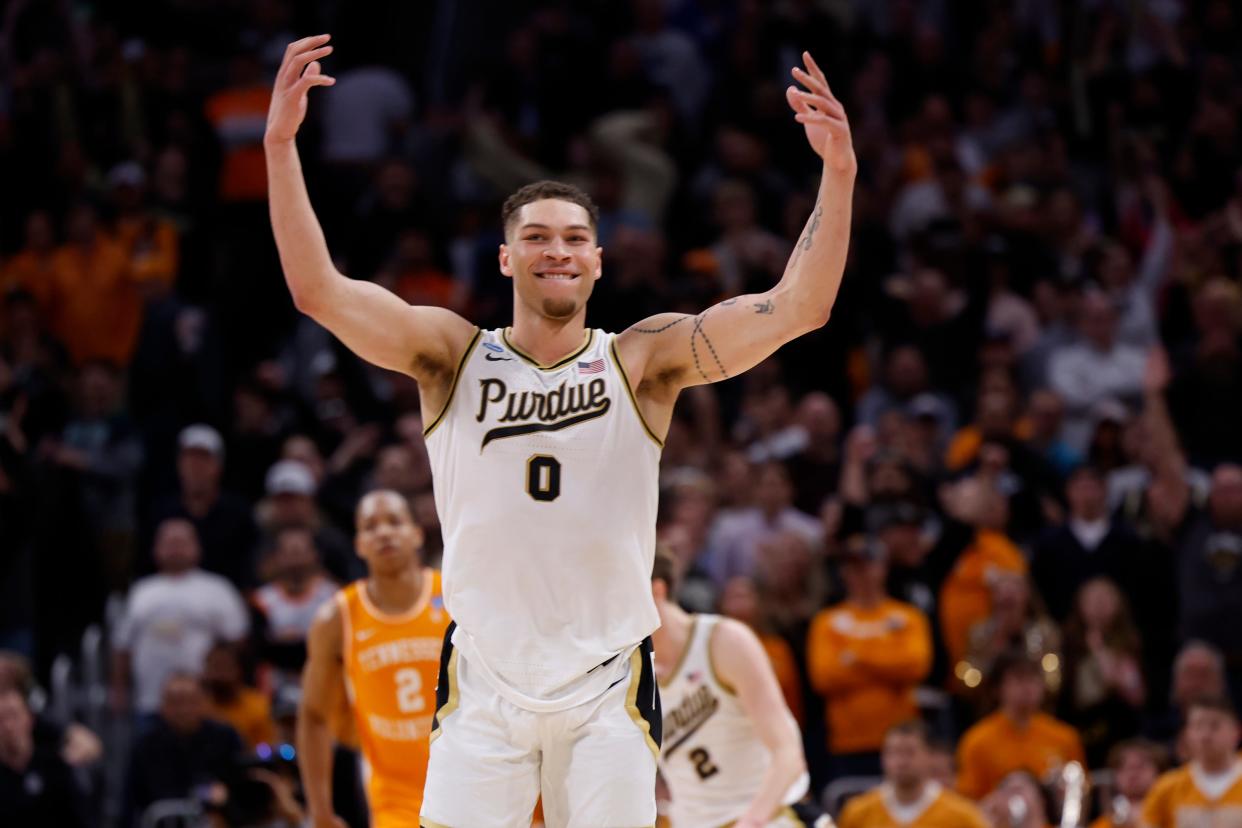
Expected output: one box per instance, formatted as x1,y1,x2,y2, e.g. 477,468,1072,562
690,310,728,383
789,196,824,268
633,316,690,334
753,299,774,314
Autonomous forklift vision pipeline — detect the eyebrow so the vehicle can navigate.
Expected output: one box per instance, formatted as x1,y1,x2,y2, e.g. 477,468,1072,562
519,223,593,233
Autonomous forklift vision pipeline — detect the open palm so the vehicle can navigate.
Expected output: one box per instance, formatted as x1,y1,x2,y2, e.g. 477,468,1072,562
786,51,855,173
266,34,336,144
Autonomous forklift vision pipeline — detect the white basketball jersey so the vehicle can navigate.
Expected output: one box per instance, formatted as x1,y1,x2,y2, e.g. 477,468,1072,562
660,615,809,827
424,327,662,710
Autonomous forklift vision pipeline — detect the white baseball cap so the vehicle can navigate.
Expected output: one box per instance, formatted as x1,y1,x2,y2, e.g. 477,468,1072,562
265,459,316,497
178,424,224,457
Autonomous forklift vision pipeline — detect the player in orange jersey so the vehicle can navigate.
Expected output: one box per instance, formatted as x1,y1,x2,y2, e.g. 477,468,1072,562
298,490,450,828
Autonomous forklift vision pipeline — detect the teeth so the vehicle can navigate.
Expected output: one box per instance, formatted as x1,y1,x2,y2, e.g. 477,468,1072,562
540,274,576,280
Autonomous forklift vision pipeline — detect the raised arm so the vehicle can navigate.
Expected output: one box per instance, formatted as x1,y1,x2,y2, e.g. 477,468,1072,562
616,52,854,423
264,36,474,403
297,598,349,828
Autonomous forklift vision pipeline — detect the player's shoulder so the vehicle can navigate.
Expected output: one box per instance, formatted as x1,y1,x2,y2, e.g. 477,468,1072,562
1149,764,1192,797
308,588,346,646
935,787,987,822
959,711,1003,746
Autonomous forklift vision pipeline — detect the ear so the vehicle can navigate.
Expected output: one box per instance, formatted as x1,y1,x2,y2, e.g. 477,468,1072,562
651,579,667,603
499,244,514,278
592,245,603,282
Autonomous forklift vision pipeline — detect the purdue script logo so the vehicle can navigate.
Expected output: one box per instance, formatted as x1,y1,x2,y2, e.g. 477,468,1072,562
476,377,610,449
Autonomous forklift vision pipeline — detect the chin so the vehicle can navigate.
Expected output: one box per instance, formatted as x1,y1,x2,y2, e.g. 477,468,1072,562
540,297,581,319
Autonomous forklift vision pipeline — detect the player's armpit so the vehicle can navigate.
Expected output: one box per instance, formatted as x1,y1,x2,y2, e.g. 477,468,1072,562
618,285,824,399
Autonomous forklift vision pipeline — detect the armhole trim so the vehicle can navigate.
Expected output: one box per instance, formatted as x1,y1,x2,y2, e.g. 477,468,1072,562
608,337,664,449
706,618,738,696
423,328,482,438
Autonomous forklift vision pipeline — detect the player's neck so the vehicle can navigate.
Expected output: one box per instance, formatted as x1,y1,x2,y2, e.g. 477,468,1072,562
508,307,589,366
365,566,424,615
1198,755,1237,776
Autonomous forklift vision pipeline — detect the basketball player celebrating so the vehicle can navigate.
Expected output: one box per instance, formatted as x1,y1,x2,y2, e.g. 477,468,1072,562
299,490,450,828
652,554,829,828
267,34,854,828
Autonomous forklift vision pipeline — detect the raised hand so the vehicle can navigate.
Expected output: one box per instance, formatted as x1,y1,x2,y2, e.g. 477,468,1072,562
786,51,855,174
265,34,336,144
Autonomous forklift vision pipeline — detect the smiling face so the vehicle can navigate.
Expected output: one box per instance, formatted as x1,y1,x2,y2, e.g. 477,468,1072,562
499,198,602,321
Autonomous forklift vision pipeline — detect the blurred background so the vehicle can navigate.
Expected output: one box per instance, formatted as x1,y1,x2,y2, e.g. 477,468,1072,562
1,0,1241,825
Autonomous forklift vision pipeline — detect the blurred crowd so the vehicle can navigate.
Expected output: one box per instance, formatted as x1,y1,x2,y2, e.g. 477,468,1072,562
3,0,1242,825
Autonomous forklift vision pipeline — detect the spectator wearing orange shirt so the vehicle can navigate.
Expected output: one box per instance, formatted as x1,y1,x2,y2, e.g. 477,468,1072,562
956,652,1085,800
201,640,275,752
938,477,1028,671
1141,696,1242,828
48,202,145,365
109,162,180,296
807,535,932,778
839,720,987,828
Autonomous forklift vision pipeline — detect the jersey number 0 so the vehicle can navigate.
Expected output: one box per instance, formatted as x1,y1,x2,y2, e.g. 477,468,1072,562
526,455,562,502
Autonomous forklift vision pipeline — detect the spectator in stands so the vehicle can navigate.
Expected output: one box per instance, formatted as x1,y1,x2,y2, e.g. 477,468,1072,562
719,575,803,724
1048,289,1147,452
838,720,987,828
957,573,1060,704
122,672,243,828
1090,739,1167,828
956,651,1085,801
111,519,249,718
1141,696,1242,826
51,359,144,588
149,424,259,586
1147,640,1229,759
1032,465,1141,622
0,651,102,768
0,687,91,828
251,526,337,691
703,461,821,586
784,392,843,515
977,770,1053,828
937,477,1028,672
1058,578,1146,768
201,641,275,751
857,345,955,435
807,535,932,779
1023,388,1081,477
256,458,357,583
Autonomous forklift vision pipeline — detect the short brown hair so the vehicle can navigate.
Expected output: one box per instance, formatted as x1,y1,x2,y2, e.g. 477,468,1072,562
1107,738,1169,773
651,548,679,597
886,719,930,745
501,180,599,238
1187,694,1238,720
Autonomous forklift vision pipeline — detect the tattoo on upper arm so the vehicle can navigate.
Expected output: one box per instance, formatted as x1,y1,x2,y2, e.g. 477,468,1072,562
633,316,690,334
690,310,728,383
753,299,774,314
721,298,738,306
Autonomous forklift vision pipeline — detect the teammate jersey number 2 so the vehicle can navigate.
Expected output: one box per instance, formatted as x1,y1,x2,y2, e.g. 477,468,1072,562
395,668,426,713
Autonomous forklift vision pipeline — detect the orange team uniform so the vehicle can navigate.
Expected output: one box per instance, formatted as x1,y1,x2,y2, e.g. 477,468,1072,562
207,686,276,750
339,570,450,828
807,598,932,754
955,710,1085,800
938,529,1027,670
1140,761,1242,827
839,783,989,828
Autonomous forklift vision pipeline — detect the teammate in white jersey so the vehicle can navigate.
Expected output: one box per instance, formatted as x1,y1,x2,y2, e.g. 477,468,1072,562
266,32,855,828
652,554,831,828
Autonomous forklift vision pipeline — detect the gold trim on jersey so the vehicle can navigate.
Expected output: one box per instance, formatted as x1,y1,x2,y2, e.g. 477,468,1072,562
428,649,459,744
608,338,664,448
355,568,435,624
424,328,482,438
657,616,698,689
419,819,453,828
706,621,738,697
502,326,594,370
626,647,661,759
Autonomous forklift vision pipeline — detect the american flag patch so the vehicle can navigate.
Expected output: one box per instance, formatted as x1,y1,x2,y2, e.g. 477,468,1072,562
578,358,605,374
